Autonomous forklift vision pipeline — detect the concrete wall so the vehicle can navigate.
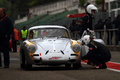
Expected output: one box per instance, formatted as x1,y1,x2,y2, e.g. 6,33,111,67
29,0,79,16
15,16,27,24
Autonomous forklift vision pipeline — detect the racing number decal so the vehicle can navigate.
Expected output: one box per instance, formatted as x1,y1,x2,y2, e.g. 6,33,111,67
49,57,62,60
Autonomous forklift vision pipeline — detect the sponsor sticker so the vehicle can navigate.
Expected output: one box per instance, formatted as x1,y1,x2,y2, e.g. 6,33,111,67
49,57,61,60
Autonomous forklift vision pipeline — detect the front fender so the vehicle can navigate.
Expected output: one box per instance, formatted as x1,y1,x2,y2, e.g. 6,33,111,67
20,42,33,64
71,40,82,62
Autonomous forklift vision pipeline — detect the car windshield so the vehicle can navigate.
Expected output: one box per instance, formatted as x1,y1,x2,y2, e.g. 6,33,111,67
29,28,70,39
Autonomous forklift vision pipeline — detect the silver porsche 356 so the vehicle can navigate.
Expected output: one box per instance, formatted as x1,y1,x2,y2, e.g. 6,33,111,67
20,25,82,69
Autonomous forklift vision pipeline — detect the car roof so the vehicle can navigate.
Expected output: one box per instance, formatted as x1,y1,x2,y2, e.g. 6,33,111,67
28,25,67,30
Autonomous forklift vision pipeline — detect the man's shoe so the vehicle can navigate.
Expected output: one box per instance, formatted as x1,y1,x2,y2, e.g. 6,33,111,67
4,66,9,68
99,63,107,69
99,66,107,69
92,66,99,69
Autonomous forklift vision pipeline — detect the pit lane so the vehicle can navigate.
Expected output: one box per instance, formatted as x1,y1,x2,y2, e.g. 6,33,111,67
0,47,120,80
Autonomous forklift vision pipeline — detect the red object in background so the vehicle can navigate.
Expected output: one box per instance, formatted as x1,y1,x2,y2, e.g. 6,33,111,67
102,0,104,12
9,40,12,48
67,13,86,18
43,32,46,35
20,37,22,40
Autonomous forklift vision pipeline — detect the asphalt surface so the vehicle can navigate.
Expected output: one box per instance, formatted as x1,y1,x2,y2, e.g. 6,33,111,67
0,45,120,80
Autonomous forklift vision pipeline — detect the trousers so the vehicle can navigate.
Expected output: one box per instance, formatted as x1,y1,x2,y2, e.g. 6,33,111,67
0,38,10,66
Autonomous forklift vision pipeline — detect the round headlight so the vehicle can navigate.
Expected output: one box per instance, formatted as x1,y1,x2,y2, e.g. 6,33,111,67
72,44,80,53
27,44,36,53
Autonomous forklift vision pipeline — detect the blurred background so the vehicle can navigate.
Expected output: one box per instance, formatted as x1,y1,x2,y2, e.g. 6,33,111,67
1,0,120,47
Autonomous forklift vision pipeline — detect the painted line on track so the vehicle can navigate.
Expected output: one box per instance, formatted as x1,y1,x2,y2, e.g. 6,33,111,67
106,62,120,71
107,68,120,72
81,60,120,72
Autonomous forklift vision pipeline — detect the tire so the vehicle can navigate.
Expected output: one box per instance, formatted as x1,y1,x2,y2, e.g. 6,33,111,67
20,51,32,69
21,63,25,69
65,64,71,69
20,51,26,69
25,63,32,70
73,63,80,69
73,51,82,69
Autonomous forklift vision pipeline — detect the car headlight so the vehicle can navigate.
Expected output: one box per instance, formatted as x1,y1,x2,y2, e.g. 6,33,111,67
72,44,80,53
27,44,36,53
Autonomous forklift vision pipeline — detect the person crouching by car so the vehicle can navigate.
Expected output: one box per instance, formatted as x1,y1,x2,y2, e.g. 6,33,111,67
81,35,111,69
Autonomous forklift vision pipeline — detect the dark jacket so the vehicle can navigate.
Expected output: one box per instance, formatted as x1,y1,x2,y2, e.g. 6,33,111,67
69,20,78,32
0,15,14,41
106,20,113,29
83,41,111,62
112,15,120,40
94,19,105,30
81,13,93,30
112,16,120,29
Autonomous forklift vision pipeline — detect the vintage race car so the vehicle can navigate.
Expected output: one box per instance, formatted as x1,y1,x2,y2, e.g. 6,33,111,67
20,25,82,69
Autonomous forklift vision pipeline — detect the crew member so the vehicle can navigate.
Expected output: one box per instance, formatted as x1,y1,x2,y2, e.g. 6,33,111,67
80,3,97,37
12,28,19,52
21,26,27,41
82,35,111,69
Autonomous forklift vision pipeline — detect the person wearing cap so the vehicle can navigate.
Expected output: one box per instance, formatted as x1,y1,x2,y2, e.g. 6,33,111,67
82,35,111,69
0,8,14,68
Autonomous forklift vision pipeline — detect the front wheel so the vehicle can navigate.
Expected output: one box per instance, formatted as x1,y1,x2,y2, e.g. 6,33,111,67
20,52,32,69
25,63,32,70
73,63,81,69
21,59,32,70
65,64,71,69
20,52,26,69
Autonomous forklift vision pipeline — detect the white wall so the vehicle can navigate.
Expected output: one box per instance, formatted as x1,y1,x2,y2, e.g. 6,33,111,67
29,0,79,16
15,16,27,24
15,0,80,24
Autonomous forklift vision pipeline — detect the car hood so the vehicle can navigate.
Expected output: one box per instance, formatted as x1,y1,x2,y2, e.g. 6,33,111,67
35,38,71,52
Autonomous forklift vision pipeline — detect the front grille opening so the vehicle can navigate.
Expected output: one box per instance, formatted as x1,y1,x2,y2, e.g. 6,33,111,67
33,54,39,56
34,60,40,63
69,59,76,63
71,54,76,56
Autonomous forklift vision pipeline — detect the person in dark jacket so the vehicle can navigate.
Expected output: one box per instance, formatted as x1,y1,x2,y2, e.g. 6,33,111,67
94,19,105,39
0,8,14,68
82,35,111,69
69,20,78,39
80,3,97,37
105,17,113,45
94,19,105,30
112,15,120,45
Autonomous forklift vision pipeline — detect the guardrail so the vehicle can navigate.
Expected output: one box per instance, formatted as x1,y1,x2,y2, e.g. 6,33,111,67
71,28,119,46
95,28,119,45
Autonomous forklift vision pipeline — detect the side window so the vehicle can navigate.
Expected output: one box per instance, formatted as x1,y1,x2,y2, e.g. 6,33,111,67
33,30,38,38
